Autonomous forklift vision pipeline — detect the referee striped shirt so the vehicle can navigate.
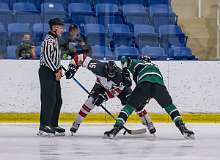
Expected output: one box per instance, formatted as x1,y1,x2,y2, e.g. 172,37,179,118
40,31,61,72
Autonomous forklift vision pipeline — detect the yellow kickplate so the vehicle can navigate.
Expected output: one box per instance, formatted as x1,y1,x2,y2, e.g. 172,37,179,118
0,113,220,123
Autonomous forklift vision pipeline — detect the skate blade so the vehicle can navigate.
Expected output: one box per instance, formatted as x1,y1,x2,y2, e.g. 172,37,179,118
183,133,195,140
103,134,114,139
37,131,55,137
71,131,78,136
149,133,156,137
55,132,65,136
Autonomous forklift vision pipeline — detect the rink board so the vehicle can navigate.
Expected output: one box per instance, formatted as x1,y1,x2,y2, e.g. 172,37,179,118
0,113,220,123
0,60,220,124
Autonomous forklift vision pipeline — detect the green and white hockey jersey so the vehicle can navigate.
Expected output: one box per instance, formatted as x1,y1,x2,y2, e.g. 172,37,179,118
121,57,165,86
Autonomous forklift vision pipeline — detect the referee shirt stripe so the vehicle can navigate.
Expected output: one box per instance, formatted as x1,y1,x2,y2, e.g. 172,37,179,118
40,32,61,72
45,40,56,71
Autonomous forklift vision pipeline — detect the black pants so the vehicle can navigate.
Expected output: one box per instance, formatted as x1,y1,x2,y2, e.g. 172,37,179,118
127,81,173,111
38,66,62,127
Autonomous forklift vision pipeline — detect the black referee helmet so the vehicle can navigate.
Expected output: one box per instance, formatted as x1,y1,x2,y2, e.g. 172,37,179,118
48,18,64,29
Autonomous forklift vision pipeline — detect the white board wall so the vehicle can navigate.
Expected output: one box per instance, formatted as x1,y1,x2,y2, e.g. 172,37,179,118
0,60,219,113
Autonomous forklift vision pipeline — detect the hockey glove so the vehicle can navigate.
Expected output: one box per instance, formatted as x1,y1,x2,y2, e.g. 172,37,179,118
65,64,78,79
122,68,132,87
93,94,108,106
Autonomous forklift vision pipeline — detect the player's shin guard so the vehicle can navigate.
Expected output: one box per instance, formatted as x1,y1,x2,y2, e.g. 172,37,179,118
164,104,194,138
136,109,156,134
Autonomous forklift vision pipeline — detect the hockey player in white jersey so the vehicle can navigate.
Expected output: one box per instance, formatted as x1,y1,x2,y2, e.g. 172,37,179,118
65,53,156,135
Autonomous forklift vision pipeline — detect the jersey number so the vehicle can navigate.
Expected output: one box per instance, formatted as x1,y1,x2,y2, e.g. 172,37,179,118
89,62,97,69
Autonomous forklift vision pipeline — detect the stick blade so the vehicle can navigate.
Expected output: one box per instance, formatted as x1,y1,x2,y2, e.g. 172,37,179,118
125,128,147,135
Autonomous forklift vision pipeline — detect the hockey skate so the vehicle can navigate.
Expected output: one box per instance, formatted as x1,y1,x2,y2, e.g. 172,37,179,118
178,124,195,139
104,124,123,139
53,126,65,136
70,122,80,135
37,126,55,137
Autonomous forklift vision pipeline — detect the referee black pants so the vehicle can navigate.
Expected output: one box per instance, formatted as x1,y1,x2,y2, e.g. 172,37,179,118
38,66,62,127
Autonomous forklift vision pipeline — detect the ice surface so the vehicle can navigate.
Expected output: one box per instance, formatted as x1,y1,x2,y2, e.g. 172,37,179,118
0,123,219,160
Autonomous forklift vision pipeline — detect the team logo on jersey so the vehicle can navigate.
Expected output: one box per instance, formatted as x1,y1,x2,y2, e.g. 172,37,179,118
47,39,54,45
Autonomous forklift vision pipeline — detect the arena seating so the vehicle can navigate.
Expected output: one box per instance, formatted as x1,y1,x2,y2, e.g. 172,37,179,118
0,0,196,60
6,45,17,59
141,46,167,60
134,24,159,49
8,23,31,45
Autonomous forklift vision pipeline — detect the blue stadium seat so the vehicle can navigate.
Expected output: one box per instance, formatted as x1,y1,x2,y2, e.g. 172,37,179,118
94,0,119,5
0,0,10,3
96,4,121,27
120,0,146,6
32,23,49,45
13,2,37,11
13,2,40,25
71,15,97,26
122,4,151,27
115,46,139,59
12,0,41,10
108,24,133,47
141,46,167,60
68,0,91,4
68,3,95,25
149,4,177,32
169,46,195,60
43,0,68,5
0,3,14,28
0,23,7,54
84,24,108,46
6,45,17,59
41,3,67,23
98,15,123,27
134,24,159,48
0,0,11,6
91,45,114,59
68,3,93,16
159,25,187,50
147,0,171,6
64,23,70,33
35,46,41,59
122,4,146,14
124,15,151,27
43,0,69,10
95,3,120,16
8,23,31,45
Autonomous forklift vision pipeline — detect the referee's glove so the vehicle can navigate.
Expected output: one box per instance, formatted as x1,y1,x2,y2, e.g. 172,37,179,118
65,64,78,79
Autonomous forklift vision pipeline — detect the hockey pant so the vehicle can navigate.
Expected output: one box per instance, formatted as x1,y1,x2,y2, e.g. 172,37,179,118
116,81,184,127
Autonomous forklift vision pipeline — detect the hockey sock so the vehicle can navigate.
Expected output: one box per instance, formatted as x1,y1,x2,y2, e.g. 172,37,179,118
115,104,134,126
164,104,184,127
136,109,152,125
74,98,95,125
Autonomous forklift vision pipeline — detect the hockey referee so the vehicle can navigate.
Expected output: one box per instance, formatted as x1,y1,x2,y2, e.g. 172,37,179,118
38,18,65,136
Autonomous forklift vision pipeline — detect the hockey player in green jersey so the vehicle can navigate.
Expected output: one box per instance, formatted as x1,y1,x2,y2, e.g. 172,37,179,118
65,53,156,135
104,56,195,139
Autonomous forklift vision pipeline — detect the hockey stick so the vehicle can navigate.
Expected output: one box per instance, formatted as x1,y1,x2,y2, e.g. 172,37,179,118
61,65,146,135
